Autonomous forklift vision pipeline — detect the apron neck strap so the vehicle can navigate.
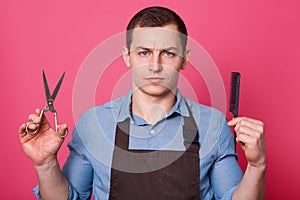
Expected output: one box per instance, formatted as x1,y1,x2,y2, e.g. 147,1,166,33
115,100,199,150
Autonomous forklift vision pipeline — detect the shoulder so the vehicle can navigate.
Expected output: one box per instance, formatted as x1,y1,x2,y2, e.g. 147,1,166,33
75,95,128,141
184,97,226,123
78,95,125,122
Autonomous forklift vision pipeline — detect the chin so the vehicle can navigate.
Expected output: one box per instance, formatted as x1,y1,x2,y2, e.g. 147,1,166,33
138,85,175,97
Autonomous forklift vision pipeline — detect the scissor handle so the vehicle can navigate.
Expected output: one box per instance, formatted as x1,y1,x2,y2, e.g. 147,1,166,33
25,108,68,138
25,109,45,135
53,112,68,138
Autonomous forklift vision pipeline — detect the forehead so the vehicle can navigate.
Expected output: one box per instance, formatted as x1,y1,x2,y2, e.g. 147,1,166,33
130,25,182,50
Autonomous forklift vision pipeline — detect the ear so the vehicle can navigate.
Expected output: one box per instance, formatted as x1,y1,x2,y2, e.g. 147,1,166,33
181,49,190,70
122,47,131,67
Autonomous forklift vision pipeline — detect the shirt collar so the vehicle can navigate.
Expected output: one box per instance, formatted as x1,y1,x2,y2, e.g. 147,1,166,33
167,90,190,118
117,89,190,122
117,90,132,122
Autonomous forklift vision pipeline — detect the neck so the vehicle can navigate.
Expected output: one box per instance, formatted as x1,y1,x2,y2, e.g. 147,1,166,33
131,90,177,124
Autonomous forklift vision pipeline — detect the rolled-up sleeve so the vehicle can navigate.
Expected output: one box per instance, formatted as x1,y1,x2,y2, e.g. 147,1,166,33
210,119,243,200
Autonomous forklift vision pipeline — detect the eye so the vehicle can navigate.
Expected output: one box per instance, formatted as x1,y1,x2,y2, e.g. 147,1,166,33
139,51,149,57
163,51,176,57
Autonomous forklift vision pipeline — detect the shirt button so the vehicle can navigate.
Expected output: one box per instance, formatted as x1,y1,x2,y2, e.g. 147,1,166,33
150,130,155,135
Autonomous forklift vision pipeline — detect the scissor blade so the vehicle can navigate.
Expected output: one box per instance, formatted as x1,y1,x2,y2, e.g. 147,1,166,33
42,70,51,101
51,72,65,101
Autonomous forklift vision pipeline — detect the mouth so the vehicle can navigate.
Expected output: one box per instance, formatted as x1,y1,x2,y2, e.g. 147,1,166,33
144,77,165,83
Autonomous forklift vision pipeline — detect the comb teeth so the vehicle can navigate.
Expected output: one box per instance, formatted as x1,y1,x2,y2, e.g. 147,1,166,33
229,72,241,117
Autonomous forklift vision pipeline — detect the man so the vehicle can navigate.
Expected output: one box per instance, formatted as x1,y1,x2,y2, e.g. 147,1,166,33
19,6,266,200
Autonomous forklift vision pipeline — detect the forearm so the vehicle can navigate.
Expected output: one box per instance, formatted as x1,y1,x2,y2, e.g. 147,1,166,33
232,163,266,200
35,158,69,200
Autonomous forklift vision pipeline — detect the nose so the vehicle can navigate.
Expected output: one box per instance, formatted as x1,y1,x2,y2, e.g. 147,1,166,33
149,52,162,72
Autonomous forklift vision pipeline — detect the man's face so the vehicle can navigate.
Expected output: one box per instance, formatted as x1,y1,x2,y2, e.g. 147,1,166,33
123,24,189,97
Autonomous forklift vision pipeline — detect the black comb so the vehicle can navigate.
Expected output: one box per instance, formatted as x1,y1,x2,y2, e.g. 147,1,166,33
229,72,241,153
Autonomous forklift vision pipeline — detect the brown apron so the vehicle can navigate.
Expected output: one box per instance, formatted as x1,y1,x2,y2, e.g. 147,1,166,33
109,105,200,200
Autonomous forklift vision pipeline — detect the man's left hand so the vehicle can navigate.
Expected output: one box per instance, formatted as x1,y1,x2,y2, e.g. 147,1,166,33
228,117,266,168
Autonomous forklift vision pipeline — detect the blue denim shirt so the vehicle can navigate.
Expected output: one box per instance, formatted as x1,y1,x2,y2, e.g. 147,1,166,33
34,90,243,200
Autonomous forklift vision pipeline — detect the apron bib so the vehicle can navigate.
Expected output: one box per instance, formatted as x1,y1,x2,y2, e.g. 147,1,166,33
109,104,200,200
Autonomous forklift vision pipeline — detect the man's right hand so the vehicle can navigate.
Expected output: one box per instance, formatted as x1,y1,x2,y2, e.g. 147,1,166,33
19,108,68,166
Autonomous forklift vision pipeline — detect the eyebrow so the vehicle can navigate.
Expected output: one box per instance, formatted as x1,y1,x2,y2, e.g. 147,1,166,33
134,46,179,52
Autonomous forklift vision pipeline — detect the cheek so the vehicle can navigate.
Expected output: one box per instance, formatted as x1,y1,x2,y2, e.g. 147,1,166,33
129,55,148,66
163,62,182,74
131,66,146,79
168,70,180,80
168,70,181,85
163,57,183,69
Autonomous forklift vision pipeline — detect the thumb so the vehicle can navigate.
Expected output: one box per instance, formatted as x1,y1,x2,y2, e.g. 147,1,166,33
227,117,238,126
56,123,68,138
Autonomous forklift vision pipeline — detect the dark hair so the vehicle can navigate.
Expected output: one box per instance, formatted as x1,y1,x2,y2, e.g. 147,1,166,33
126,6,188,52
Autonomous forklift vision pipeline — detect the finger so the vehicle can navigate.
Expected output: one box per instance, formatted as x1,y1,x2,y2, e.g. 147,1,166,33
28,113,41,124
236,130,264,155
228,117,263,126
19,123,36,142
35,108,42,116
29,108,50,128
235,123,256,136
26,122,39,132
235,120,264,135
26,111,41,133
236,131,256,145
56,123,68,139
19,123,27,136
235,125,261,142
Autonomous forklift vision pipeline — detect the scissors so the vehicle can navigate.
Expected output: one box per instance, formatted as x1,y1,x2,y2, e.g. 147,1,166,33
26,70,67,138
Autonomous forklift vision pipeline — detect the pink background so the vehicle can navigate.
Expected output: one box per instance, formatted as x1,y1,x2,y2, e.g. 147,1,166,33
1,0,299,199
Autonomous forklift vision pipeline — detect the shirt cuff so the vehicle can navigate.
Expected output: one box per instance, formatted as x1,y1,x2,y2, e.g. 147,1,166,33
32,181,79,200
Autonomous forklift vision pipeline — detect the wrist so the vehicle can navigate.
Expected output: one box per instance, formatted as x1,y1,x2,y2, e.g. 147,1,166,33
248,161,266,173
34,156,59,171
